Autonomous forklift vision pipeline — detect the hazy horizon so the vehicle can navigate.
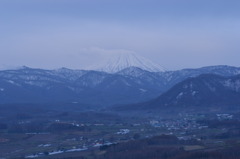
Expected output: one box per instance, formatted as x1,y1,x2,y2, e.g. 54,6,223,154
1,0,240,70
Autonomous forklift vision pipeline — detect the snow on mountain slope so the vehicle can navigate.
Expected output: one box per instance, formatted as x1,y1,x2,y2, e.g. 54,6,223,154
96,53,165,73
54,67,87,81
117,67,148,77
0,65,240,106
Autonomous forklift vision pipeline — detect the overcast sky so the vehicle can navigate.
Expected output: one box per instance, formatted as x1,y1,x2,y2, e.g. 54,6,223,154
0,0,240,70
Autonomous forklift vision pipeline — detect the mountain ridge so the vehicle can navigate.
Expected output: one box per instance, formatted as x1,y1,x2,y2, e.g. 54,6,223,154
115,73,240,113
0,65,240,106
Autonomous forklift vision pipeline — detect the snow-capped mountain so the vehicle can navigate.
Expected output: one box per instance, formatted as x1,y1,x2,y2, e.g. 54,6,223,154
117,74,240,112
96,53,166,73
0,65,240,106
151,74,240,109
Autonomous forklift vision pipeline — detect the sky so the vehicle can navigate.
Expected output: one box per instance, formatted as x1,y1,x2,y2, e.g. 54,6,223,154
0,0,240,71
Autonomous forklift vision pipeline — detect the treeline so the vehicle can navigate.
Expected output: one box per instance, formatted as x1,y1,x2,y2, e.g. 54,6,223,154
197,119,240,129
174,146,240,159
97,135,199,159
5,122,91,133
96,135,240,159
197,119,240,139
47,122,91,132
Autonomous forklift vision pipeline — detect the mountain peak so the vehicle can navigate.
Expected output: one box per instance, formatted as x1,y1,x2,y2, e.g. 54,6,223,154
15,66,31,70
116,66,147,77
96,53,165,73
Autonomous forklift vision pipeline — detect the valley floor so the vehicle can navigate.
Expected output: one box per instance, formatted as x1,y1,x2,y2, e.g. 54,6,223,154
1,104,240,159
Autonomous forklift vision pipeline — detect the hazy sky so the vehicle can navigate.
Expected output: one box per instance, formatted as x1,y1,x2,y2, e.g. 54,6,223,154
0,0,240,70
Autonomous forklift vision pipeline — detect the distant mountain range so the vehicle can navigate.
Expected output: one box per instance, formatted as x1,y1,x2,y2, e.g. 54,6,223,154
116,73,240,113
0,65,240,106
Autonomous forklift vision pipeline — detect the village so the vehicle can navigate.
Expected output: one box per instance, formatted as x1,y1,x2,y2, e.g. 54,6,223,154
1,112,237,159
